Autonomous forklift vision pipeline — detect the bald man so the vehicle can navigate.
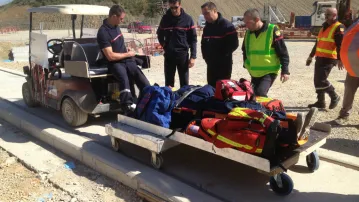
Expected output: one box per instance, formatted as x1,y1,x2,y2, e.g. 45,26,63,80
306,8,345,110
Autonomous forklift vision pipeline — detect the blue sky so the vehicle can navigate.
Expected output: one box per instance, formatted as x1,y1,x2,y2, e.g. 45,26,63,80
0,0,12,6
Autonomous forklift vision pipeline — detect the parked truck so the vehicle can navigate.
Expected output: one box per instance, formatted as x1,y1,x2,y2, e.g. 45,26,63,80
309,0,353,35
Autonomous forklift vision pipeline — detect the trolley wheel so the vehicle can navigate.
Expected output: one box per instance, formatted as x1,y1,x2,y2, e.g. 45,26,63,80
306,150,320,172
111,137,120,152
269,173,294,196
150,152,163,170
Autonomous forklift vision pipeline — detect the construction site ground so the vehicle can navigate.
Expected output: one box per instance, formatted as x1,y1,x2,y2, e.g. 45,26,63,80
0,29,358,158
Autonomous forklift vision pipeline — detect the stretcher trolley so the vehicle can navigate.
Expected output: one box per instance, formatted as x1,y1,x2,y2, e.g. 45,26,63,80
105,114,331,196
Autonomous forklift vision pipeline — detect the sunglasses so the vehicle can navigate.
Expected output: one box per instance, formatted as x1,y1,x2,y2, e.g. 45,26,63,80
170,6,179,10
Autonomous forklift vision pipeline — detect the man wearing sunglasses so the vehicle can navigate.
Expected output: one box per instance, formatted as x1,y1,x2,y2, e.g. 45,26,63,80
306,8,345,110
157,0,197,88
201,2,239,87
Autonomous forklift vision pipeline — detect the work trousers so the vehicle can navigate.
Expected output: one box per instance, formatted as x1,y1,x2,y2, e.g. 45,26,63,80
164,53,189,87
251,73,278,97
206,58,233,87
340,73,359,117
109,61,150,105
314,57,336,94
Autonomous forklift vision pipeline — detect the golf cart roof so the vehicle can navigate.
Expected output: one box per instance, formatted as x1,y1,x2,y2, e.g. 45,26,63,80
27,4,110,15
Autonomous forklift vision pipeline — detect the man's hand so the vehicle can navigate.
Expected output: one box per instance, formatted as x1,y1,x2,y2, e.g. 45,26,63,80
280,74,289,83
338,61,344,70
127,51,136,57
188,58,195,68
306,56,313,66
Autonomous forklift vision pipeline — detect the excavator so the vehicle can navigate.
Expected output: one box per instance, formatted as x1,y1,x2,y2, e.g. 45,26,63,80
310,0,353,35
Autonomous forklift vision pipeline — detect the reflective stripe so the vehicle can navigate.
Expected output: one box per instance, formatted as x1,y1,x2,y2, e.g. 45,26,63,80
255,149,262,153
207,129,216,136
315,84,332,90
229,108,251,118
256,96,273,102
316,47,337,55
119,89,131,94
246,65,281,71
318,37,335,42
249,49,276,55
217,135,253,150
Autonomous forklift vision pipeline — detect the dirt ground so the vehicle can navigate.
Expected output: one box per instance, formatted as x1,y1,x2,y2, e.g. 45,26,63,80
0,31,358,158
0,148,74,202
0,119,142,202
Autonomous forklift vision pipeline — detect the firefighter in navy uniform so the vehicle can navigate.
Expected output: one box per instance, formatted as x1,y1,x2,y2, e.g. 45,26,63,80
242,9,290,97
156,0,197,88
200,2,239,87
306,8,345,109
97,5,150,114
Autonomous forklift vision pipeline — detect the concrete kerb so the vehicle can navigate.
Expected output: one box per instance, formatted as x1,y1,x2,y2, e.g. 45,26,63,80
317,148,359,171
0,66,25,77
0,99,222,202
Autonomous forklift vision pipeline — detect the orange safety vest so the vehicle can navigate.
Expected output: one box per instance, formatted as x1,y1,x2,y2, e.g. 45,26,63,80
315,21,342,59
340,20,359,77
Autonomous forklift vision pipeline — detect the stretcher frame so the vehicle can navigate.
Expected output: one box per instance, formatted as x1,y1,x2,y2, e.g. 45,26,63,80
105,114,331,196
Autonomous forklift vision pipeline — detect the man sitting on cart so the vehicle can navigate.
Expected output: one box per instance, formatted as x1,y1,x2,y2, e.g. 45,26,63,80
97,5,150,114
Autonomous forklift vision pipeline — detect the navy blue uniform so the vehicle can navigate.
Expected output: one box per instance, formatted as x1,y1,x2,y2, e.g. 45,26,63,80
201,13,239,87
97,19,150,106
157,8,197,87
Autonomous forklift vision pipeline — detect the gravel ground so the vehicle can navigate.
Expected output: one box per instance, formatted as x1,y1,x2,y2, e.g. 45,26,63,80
0,31,358,157
0,119,142,202
0,148,74,202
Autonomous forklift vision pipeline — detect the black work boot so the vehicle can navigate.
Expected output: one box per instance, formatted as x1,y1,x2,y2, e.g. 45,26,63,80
308,93,326,109
328,91,341,109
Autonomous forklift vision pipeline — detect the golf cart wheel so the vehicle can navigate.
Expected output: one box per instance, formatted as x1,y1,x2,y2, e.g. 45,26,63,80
61,98,88,127
111,137,120,152
306,150,320,172
22,82,39,107
150,153,163,170
269,173,294,196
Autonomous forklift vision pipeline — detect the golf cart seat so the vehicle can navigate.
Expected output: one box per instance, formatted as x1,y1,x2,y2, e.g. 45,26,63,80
64,42,110,78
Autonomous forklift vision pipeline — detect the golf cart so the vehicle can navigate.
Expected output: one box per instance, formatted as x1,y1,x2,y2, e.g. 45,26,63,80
22,5,147,127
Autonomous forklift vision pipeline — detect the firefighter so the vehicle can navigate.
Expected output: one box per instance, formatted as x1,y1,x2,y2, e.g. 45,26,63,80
200,2,239,87
242,9,290,97
306,8,345,109
156,0,197,88
336,18,359,122
97,5,150,114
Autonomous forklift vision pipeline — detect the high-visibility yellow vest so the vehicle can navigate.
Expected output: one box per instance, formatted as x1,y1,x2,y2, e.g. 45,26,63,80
315,21,342,59
340,20,359,77
244,24,281,77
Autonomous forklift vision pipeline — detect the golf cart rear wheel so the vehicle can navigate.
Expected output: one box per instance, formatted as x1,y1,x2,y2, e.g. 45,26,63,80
22,82,39,107
61,98,88,127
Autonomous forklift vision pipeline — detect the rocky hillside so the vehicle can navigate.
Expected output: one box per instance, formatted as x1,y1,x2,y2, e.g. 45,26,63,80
0,0,358,30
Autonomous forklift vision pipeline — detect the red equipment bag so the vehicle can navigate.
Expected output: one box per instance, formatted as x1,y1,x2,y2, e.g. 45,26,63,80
214,80,248,101
185,118,266,154
256,96,286,112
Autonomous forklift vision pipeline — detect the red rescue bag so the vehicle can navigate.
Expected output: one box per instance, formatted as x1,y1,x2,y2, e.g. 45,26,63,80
215,80,248,101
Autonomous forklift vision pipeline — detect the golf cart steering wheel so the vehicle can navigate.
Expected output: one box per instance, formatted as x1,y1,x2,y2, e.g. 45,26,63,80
47,39,63,55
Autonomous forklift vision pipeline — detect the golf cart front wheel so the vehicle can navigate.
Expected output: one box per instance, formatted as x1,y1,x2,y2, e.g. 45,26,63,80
269,173,294,196
22,82,39,107
61,98,88,127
